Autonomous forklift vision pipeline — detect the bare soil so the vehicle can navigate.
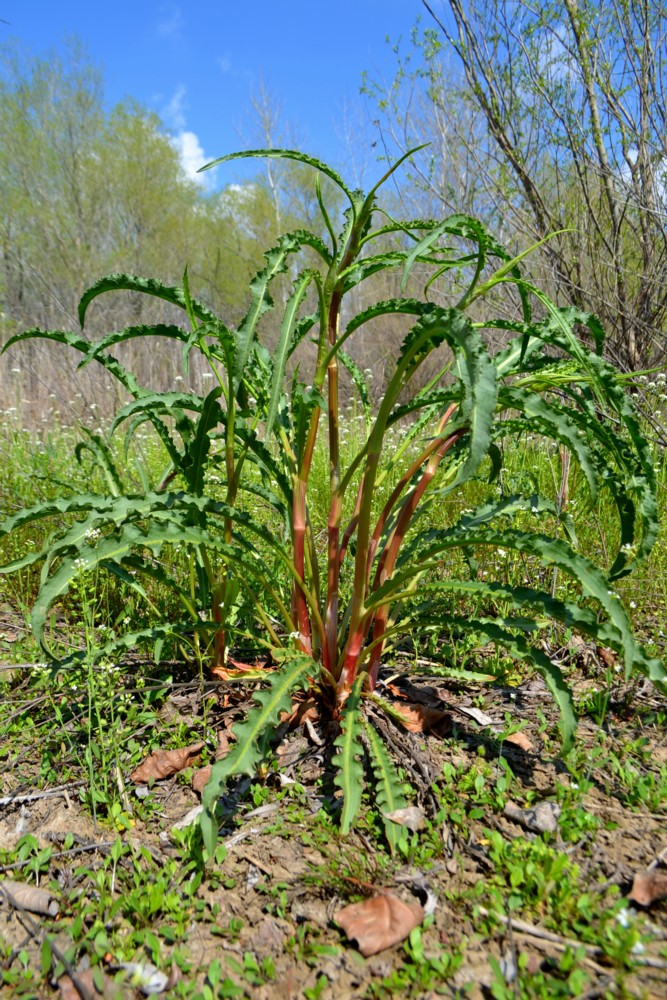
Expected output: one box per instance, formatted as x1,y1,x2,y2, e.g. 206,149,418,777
1,654,666,999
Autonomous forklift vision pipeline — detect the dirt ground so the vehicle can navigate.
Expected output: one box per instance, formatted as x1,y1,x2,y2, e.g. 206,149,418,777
1,657,666,999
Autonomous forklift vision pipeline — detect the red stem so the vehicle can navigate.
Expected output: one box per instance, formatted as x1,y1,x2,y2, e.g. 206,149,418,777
366,427,465,686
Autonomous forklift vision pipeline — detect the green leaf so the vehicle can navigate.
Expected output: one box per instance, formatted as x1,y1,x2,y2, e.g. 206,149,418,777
363,719,409,854
2,327,146,398
265,269,321,438
234,231,321,391
200,653,314,853
338,350,372,425
333,675,365,835
198,148,356,210
78,273,216,328
74,428,123,497
77,324,190,370
185,387,223,494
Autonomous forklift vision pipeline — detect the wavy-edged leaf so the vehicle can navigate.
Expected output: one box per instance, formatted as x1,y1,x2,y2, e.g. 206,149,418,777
2,327,146,398
338,252,411,293
401,213,490,295
265,269,321,437
185,387,223,494
200,652,314,853
402,525,640,674
77,324,190,370
338,350,372,425
74,429,123,497
199,148,355,210
345,298,424,339
234,230,323,390
497,386,600,500
363,718,408,853
397,305,497,487
78,273,216,328
454,618,577,751
333,675,365,835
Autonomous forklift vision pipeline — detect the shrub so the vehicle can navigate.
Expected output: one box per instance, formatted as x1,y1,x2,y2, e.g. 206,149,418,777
2,148,664,851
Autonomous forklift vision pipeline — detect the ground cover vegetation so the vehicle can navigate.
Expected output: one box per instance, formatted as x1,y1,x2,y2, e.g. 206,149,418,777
2,144,667,995
1,8,667,997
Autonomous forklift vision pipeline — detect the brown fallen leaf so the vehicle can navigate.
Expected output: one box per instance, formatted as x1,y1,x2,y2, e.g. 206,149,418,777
628,870,667,907
191,766,211,795
391,702,451,734
504,730,533,751
383,806,426,832
210,656,270,680
130,741,204,783
279,697,320,728
597,646,617,668
0,879,59,916
59,966,123,1000
335,892,424,956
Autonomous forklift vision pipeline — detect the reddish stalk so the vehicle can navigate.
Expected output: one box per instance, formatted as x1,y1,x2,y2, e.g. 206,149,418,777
366,405,458,580
366,427,465,686
324,291,343,675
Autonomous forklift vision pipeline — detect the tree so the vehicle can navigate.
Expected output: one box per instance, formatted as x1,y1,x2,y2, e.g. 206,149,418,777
367,1,667,369
0,40,274,420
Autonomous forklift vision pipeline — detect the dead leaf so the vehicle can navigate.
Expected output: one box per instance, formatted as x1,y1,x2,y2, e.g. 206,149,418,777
504,731,533,751
216,729,232,759
597,646,616,668
454,705,494,726
171,804,203,831
58,967,116,1000
130,741,204,783
210,657,269,680
628,870,667,907
0,879,59,916
335,892,424,956
392,702,451,734
279,697,320,728
383,806,426,832
191,766,211,795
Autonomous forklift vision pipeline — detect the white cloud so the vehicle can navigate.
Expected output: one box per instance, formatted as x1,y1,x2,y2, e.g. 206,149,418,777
218,55,232,75
164,83,187,132
162,86,215,186
173,130,208,183
157,3,184,39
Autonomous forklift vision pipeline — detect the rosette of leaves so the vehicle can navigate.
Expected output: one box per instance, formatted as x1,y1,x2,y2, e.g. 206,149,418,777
2,147,664,853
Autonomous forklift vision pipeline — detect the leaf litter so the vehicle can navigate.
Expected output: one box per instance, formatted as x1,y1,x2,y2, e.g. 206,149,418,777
1,658,666,997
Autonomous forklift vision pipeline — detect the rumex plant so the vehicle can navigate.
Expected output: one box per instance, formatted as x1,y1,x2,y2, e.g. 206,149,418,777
2,148,664,852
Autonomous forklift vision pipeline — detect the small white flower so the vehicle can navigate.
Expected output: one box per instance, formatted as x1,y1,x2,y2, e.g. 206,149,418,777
629,601,636,609
201,372,214,380
174,375,184,382
616,908,631,929
10,367,21,374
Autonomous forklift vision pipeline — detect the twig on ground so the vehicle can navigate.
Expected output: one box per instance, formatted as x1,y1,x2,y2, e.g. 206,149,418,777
476,906,667,970
0,781,87,807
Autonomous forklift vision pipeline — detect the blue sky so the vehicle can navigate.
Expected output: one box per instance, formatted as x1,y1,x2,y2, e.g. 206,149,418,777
1,1,443,187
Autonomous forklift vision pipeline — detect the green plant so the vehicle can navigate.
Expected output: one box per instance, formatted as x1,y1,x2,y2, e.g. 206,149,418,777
2,148,664,853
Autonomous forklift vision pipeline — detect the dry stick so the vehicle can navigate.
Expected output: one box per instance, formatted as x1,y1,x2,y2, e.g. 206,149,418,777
476,906,667,970
0,781,87,806
583,800,666,822
0,840,117,874
0,882,96,1000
